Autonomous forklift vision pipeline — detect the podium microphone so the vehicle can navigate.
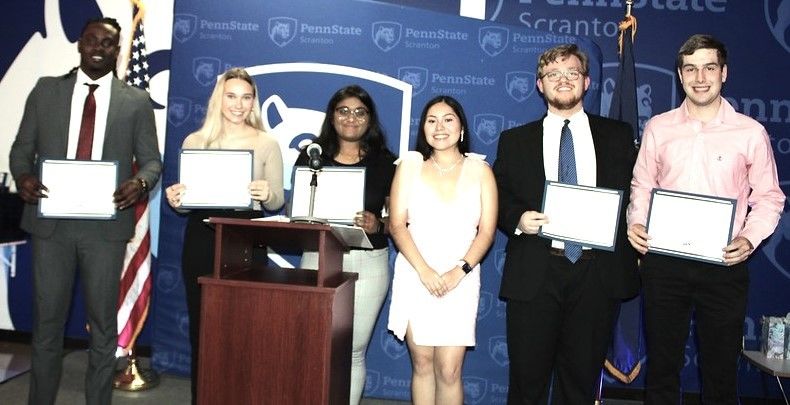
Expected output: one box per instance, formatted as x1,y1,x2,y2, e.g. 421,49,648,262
307,143,323,171
291,142,328,224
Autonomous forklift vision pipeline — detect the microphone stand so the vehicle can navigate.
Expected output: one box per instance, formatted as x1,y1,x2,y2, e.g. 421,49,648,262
291,169,328,225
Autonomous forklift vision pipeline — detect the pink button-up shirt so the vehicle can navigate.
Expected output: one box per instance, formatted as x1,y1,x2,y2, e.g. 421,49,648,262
628,97,785,249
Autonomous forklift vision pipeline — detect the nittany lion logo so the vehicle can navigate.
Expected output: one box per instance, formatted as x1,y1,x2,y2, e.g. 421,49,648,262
380,331,408,359
364,369,382,393
261,94,323,190
463,376,489,405
167,97,192,127
479,26,509,57
268,17,298,47
505,71,536,103
488,335,509,367
172,14,197,43
765,0,790,53
371,21,402,52
473,114,503,146
477,291,494,320
192,57,221,87
398,66,428,96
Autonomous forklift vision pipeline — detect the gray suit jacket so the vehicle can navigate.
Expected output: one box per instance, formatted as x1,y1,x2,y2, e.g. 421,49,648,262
9,72,162,241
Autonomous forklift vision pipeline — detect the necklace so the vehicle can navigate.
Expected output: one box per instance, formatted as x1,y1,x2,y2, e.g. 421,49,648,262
430,155,464,176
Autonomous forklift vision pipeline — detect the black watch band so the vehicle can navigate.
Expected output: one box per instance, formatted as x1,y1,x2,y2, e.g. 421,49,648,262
458,260,473,274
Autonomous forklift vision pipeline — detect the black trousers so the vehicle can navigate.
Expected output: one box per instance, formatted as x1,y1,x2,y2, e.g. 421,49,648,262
641,253,748,405
506,255,618,405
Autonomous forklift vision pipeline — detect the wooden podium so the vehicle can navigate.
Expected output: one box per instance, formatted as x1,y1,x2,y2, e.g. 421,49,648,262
197,218,357,404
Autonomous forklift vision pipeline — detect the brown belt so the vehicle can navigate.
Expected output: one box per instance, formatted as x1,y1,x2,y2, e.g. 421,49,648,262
549,247,595,260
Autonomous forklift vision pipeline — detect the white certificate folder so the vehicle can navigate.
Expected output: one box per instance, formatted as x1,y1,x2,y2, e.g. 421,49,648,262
538,181,624,251
646,188,736,265
38,159,118,220
290,167,366,224
178,149,253,209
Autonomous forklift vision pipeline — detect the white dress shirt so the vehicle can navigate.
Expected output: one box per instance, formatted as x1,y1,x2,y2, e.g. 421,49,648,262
542,110,597,249
66,69,113,160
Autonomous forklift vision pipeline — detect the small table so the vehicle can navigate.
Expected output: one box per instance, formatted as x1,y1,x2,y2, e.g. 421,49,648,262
743,350,790,404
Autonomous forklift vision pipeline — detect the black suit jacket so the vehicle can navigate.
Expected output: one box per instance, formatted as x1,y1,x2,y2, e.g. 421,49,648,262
493,114,639,301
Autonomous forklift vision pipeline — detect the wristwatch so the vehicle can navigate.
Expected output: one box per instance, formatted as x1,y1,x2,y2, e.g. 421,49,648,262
457,260,473,274
136,177,149,193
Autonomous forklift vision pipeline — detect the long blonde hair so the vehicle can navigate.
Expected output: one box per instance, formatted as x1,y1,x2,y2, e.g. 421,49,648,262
194,67,263,148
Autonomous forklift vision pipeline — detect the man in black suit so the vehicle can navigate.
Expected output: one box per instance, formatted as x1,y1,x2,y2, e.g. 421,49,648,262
9,17,161,405
493,44,638,404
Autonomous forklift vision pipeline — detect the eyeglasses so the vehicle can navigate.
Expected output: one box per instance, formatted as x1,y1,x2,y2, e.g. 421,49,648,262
335,106,369,121
540,69,584,82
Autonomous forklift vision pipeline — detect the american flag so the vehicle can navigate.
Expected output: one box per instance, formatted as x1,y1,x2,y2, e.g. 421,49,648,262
116,1,153,357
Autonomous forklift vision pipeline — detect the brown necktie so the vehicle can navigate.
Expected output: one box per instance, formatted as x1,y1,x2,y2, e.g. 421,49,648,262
75,83,99,160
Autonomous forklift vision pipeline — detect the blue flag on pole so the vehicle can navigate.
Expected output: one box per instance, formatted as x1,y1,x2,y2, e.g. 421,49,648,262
603,10,644,384
608,14,640,146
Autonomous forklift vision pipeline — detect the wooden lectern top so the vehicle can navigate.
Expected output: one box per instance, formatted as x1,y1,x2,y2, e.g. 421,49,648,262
207,217,354,287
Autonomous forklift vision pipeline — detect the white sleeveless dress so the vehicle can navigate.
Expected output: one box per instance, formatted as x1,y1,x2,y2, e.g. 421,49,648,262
387,151,485,347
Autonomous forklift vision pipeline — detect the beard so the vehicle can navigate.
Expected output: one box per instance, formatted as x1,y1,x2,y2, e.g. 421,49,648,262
547,93,584,111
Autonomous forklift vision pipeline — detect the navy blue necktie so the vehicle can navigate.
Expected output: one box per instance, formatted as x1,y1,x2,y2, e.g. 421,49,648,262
559,119,582,263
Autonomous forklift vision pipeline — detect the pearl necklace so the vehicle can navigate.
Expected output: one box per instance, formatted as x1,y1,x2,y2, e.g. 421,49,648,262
430,155,464,176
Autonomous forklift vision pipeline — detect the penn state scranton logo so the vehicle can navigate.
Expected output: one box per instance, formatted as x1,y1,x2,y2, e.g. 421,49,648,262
192,57,221,87
167,97,192,127
600,63,677,137
477,291,494,320
268,17,298,47
398,66,428,96
505,71,536,103
371,21,402,52
479,26,509,57
488,335,509,367
380,331,408,359
365,370,382,393
765,0,790,53
463,377,489,405
172,14,197,43
473,114,503,146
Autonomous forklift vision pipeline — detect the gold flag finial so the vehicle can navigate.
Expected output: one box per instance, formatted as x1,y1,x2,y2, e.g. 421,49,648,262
618,0,637,56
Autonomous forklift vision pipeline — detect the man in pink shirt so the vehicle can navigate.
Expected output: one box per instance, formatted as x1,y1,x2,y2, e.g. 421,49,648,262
627,34,785,404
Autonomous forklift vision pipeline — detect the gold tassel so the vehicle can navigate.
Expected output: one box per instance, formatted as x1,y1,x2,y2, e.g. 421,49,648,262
617,15,637,56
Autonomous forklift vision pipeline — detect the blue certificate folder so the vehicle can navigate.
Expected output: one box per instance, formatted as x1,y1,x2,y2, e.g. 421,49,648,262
645,188,737,265
37,159,119,220
537,181,624,251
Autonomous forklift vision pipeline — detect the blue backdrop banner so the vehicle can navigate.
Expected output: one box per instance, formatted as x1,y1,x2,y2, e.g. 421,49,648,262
156,1,602,403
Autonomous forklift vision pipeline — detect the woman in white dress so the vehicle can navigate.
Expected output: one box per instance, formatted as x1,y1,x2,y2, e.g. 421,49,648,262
387,96,497,405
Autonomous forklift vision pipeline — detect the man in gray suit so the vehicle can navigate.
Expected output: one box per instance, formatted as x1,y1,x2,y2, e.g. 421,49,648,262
9,17,161,405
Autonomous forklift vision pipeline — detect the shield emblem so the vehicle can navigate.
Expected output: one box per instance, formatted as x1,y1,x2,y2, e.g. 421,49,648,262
479,26,509,57
371,21,402,52
268,17,298,47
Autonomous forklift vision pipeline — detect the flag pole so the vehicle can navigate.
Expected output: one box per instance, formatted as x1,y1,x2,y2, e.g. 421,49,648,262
598,3,637,401
113,0,159,391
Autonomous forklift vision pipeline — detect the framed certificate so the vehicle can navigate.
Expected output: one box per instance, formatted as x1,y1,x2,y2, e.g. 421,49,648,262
38,159,118,220
178,149,253,209
538,181,624,251
646,188,737,265
289,167,366,224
